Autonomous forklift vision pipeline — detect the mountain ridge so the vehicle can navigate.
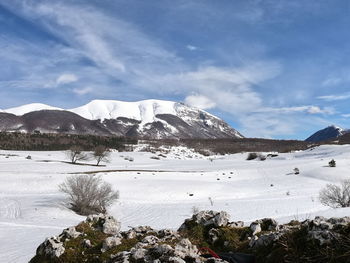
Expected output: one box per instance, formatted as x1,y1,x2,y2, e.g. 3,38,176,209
0,99,243,139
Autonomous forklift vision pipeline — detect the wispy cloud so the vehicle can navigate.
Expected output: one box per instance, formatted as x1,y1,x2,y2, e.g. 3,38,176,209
56,73,78,85
72,87,93,95
186,45,198,51
318,92,350,101
321,77,343,87
255,105,334,115
184,94,216,110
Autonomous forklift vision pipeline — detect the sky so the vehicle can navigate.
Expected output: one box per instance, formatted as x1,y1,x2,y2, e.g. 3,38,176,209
0,0,350,139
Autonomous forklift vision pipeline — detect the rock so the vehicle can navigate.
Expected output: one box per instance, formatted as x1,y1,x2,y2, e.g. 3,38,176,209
327,216,350,226
251,218,278,232
87,214,121,235
102,216,121,235
32,211,350,263
124,229,137,239
36,236,65,258
102,236,122,252
179,211,230,230
249,232,283,248
168,257,186,263
157,229,180,240
123,225,154,239
309,230,337,246
59,226,81,240
141,235,159,245
208,228,220,244
82,239,92,248
110,251,130,263
130,248,147,260
153,244,174,255
174,238,198,259
227,221,244,228
206,258,229,263
250,222,261,236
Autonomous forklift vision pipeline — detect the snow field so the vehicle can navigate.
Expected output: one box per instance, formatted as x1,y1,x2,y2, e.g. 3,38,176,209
0,144,350,262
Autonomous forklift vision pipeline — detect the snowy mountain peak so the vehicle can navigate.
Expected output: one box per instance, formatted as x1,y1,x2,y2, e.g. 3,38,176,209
1,99,243,139
4,103,63,116
69,99,177,123
305,125,349,142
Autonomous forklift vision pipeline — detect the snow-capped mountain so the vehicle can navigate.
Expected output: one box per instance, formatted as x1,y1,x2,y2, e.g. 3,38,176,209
4,103,63,115
1,100,243,139
305,125,350,142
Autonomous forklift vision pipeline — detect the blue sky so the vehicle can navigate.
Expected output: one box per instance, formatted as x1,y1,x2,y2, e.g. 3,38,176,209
0,0,349,139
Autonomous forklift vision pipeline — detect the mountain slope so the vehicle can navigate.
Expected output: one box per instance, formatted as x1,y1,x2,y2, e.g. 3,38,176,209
305,125,349,142
0,111,112,135
2,100,243,139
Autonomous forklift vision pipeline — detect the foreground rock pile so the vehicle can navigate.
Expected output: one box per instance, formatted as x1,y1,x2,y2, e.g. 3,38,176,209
30,211,350,263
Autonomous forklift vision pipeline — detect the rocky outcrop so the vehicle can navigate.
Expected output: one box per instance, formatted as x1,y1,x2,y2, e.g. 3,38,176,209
30,211,350,263
179,210,231,230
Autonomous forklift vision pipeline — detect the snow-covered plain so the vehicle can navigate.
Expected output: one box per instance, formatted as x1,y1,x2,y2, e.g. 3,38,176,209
1,144,350,262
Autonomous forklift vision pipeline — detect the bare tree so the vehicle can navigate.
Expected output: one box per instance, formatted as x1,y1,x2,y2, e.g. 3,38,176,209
59,174,119,215
93,146,111,166
67,146,89,164
319,180,350,208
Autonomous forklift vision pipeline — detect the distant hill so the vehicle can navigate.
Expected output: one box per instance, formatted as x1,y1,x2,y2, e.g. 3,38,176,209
305,125,349,142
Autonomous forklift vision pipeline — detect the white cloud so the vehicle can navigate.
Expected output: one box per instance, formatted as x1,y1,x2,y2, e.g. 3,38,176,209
317,93,350,101
72,87,93,95
152,61,281,114
186,45,198,51
56,73,78,85
184,94,216,109
255,105,334,115
7,0,180,80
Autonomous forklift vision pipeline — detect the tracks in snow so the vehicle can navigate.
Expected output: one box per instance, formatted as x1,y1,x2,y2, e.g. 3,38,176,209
0,198,21,219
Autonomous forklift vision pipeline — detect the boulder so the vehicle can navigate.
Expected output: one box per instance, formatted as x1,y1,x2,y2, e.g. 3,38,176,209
174,238,199,259
250,222,261,236
102,236,122,252
36,236,65,258
59,226,81,240
179,210,230,230
87,214,121,235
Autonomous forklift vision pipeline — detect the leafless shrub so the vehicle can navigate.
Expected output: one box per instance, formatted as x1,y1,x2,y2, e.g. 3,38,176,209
208,197,214,206
67,146,89,164
319,180,350,208
247,152,258,160
328,159,336,167
59,174,119,215
247,152,266,161
93,145,111,166
192,206,199,214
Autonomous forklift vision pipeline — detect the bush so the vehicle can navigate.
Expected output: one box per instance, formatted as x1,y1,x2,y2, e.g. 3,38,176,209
329,159,336,167
59,175,119,215
247,152,266,161
247,152,258,160
319,180,350,208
